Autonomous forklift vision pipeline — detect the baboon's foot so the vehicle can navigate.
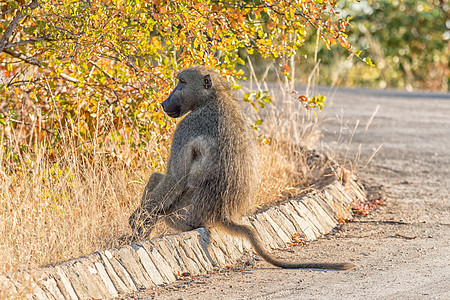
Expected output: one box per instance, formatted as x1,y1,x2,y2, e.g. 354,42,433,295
118,233,136,245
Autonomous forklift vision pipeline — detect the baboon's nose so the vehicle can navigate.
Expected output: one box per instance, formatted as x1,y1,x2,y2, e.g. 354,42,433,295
161,98,171,112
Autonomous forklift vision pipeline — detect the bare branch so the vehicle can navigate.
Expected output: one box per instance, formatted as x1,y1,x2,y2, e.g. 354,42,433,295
5,35,55,49
9,118,55,136
0,0,39,53
60,73,79,83
89,59,115,81
0,7,14,16
3,49,79,84
3,49,42,67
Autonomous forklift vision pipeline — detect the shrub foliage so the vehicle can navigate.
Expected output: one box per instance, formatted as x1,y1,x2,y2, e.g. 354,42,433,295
0,0,355,156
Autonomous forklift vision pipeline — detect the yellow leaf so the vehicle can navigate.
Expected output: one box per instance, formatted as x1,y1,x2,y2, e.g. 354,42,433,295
116,0,124,9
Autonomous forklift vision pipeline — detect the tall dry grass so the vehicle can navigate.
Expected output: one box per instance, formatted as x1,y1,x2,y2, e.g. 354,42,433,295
246,88,324,208
0,127,171,274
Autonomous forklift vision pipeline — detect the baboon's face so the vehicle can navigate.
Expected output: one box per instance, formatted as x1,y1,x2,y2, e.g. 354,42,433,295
161,69,212,118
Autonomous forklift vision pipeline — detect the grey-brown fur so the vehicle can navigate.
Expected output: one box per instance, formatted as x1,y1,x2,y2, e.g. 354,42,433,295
129,66,356,270
129,65,257,235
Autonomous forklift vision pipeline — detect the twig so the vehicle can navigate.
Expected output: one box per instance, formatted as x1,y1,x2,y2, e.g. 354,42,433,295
395,233,417,240
9,118,55,135
3,48,42,67
0,0,39,53
305,59,321,97
4,47,79,84
89,60,115,81
4,35,54,48
60,73,79,83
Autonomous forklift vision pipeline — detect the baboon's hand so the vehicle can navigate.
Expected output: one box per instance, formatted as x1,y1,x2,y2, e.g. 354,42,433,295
128,206,158,239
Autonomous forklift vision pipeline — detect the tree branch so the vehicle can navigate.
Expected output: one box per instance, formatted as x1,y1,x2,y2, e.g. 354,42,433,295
3,49,42,67
5,35,54,49
3,49,79,84
9,118,55,136
0,0,39,53
60,73,79,83
89,59,115,81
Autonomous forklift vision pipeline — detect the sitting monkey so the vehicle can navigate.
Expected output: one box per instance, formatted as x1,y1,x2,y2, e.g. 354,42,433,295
129,65,356,270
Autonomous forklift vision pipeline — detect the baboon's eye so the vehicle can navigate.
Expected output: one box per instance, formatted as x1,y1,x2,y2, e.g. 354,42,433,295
178,78,187,84
203,74,212,89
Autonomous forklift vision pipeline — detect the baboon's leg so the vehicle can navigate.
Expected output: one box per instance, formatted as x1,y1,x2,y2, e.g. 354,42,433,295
130,141,203,237
162,188,202,232
140,139,206,213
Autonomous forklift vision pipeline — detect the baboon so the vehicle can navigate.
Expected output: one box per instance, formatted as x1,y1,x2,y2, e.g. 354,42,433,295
129,65,356,270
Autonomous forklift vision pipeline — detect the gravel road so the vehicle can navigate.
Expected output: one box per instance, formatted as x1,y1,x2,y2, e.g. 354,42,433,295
134,87,450,300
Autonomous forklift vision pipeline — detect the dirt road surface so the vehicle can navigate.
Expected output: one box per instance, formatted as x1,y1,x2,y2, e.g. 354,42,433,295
133,88,450,300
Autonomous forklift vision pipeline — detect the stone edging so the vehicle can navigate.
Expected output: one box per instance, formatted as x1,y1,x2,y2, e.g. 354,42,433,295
0,174,365,299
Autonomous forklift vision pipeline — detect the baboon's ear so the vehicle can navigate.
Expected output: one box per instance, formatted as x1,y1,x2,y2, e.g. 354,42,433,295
204,74,212,89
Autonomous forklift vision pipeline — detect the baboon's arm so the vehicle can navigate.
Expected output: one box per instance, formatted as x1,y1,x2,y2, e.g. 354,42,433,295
141,172,164,202
145,174,187,213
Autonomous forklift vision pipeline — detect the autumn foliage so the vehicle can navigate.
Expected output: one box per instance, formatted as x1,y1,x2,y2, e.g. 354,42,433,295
0,0,355,153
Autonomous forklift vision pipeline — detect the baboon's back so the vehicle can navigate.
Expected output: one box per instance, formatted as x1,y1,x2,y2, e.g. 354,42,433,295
170,84,256,227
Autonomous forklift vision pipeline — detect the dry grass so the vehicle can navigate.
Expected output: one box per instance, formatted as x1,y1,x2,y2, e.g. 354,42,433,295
250,97,326,208
0,129,171,274
0,87,325,276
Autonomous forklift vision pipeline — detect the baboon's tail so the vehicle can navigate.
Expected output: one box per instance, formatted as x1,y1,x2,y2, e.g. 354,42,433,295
219,220,357,270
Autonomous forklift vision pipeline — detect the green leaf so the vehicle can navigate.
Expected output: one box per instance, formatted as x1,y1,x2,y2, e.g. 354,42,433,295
364,58,375,67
